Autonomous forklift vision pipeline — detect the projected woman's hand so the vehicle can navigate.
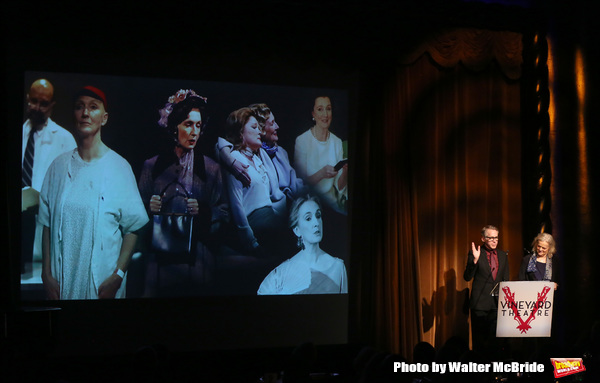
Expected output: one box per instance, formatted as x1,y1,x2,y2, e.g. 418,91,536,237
337,163,348,190
320,164,338,179
309,165,337,185
187,198,199,215
232,159,251,187
149,194,162,213
42,273,60,300
98,273,123,299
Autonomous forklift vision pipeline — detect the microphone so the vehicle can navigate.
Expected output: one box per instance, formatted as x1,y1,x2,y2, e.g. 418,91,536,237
490,282,500,297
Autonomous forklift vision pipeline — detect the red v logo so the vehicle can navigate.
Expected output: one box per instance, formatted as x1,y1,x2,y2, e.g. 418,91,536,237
501,285,551,333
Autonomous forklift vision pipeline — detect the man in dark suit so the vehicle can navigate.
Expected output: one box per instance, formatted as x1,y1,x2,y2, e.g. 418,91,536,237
463,225,509,356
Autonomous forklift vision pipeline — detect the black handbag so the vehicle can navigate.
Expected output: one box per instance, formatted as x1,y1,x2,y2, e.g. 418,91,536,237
151,180,195,254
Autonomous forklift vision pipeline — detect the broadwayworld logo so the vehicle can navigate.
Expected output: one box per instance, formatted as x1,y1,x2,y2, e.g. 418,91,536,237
550,358,586,379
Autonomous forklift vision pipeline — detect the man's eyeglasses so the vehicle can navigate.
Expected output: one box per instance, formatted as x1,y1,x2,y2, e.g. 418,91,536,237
485,236,499,241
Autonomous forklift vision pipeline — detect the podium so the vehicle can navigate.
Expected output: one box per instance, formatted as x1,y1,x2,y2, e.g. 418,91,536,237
496,281,555,337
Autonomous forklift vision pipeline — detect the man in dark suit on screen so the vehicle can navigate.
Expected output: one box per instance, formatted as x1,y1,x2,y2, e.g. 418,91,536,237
464,224,509,357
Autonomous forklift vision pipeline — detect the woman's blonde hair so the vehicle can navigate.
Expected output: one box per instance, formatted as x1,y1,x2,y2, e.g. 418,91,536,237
531,232,556,258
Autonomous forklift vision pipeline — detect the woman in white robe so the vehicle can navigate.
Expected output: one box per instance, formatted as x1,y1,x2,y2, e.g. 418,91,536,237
39,86,148,300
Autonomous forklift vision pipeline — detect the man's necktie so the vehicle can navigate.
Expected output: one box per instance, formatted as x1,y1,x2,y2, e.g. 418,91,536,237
487,249,498,280
22,129,35,187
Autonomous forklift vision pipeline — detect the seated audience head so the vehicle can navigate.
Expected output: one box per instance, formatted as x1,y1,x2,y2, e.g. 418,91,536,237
286,341,317,377
436,335,469,364
353,346,379,373
412,341,435,364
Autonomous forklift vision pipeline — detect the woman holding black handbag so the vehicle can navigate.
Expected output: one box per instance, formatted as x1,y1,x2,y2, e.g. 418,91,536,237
138,90,226,293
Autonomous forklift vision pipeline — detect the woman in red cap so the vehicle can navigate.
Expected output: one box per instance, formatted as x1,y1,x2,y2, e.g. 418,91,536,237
39,86,149,300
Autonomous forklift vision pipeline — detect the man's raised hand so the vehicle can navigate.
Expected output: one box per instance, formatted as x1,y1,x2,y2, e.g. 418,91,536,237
471,242,481,264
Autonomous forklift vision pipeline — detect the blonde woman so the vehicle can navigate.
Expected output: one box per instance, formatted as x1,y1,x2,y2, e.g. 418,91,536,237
519,232,559,288
257,195,347,295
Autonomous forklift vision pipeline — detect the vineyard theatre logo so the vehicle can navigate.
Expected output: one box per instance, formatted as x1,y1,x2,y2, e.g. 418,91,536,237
551,358,586,378
496,281,555,337
501,285,551,333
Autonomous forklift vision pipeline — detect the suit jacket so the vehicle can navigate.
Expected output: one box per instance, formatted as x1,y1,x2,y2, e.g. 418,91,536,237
463,248,509,312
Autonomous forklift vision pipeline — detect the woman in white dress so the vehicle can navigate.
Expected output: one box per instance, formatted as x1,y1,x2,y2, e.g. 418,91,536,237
257,195,347,294
40,86,148,300
294,96,348,212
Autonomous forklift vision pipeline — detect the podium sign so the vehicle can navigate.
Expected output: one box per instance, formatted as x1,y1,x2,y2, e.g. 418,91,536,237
496,281,554,337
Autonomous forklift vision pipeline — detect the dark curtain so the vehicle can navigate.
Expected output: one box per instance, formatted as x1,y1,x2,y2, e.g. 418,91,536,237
546,3,600,350
353,28,523,358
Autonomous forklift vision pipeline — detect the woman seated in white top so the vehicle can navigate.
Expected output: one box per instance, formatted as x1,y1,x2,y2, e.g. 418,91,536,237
257,195,347,294
223,107,285,256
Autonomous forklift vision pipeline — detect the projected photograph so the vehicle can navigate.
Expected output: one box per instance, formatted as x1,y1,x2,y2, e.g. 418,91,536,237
20,71,350,300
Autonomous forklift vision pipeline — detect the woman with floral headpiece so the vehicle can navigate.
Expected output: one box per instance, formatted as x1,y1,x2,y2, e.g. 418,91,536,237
138,90,227,287
40,86,148,300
